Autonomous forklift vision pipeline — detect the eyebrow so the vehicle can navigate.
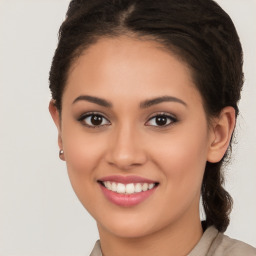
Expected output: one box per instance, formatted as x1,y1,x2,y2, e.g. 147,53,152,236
72,95,187,109
72,95,112,108
140,96,187,108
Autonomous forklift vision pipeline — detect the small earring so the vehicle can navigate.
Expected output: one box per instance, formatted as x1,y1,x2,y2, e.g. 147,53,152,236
59,149,64,160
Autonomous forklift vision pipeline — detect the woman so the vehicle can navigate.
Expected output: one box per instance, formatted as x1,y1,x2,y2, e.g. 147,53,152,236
48,0,256,255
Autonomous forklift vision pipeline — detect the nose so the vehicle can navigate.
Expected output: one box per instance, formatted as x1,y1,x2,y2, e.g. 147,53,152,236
105,123,147,170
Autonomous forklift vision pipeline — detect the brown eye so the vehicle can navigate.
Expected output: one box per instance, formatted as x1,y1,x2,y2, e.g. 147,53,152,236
79,113,110,127
146,114,177,127
156,116,168,126
91,115,103,125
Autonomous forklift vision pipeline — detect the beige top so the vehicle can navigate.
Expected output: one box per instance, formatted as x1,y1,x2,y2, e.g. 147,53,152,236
89,226,256,256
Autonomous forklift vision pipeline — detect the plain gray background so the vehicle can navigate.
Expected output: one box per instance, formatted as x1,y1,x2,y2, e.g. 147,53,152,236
0,0,255,255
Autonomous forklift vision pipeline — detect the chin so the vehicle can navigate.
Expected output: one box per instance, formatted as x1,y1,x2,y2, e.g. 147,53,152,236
96,210,170,239
99,221,156,239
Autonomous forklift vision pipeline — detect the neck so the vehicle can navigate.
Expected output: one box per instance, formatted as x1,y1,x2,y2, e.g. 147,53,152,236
98,212,203,256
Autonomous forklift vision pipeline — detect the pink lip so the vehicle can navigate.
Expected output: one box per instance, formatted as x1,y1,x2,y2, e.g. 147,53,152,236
99,175,157,184
98,175,159,207
99,184,157,207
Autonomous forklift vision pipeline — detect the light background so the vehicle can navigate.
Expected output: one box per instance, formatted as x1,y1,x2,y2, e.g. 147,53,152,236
0,0,255,255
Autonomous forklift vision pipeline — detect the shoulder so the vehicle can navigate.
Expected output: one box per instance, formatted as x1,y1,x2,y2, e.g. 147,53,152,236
90,240,102,256
210,232,256,256
189,226,256,256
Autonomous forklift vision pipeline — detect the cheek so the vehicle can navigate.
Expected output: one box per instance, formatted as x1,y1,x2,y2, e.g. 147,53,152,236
147,131,208,223
62,132,107,215
62,125,105,172
61,126,107,197
151,126,209,193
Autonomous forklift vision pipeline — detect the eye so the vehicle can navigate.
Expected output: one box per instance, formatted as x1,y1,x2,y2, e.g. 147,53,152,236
78,113,110,128
146,114,177,127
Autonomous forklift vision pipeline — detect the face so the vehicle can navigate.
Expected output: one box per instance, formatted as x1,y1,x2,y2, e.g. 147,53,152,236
53,36,216,239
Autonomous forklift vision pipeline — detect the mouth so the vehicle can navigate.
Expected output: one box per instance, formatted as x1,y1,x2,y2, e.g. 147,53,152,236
97,175,159,207
98,180,158,194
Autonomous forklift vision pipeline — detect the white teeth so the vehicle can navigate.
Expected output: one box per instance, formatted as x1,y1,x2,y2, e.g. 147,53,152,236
148,183,154,189
117,183,126,194
102,181,156,194
126,183,135,194
142,183,148,191
105,181,111,190
135,183,142,193
112,182,117,192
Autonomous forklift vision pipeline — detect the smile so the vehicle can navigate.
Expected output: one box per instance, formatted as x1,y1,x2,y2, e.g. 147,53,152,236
98,175,159,207
101,181,157,194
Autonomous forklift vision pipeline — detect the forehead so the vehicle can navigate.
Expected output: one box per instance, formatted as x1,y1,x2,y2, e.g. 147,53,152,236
63,36,202,108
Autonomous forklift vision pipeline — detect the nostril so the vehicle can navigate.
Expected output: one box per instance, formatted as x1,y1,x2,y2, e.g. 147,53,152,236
105,150,148,170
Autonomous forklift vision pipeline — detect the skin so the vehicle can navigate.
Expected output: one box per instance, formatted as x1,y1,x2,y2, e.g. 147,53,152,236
49,36,235,256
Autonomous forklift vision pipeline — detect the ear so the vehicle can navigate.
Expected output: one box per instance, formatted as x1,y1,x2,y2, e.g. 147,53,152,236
207,106,236,163
49,100,65,160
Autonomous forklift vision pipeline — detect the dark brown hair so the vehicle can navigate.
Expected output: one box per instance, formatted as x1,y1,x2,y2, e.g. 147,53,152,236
49,0,243,232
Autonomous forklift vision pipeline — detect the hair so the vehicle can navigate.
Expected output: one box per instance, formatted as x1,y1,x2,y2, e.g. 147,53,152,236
49,0,243,232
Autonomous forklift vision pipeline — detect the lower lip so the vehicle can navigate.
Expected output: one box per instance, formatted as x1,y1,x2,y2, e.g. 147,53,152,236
99,184,157,207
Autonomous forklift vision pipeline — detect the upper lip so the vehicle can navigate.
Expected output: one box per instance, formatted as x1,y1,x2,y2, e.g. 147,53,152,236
98,175,158,184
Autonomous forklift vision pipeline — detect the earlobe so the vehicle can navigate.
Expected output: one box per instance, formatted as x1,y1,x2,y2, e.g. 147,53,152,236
49,100,64,159
207,107,236,163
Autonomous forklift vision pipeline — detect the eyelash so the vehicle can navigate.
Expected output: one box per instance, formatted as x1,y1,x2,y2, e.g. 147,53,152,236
145,113,177,127
78,112,110,128
78,112,177,128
